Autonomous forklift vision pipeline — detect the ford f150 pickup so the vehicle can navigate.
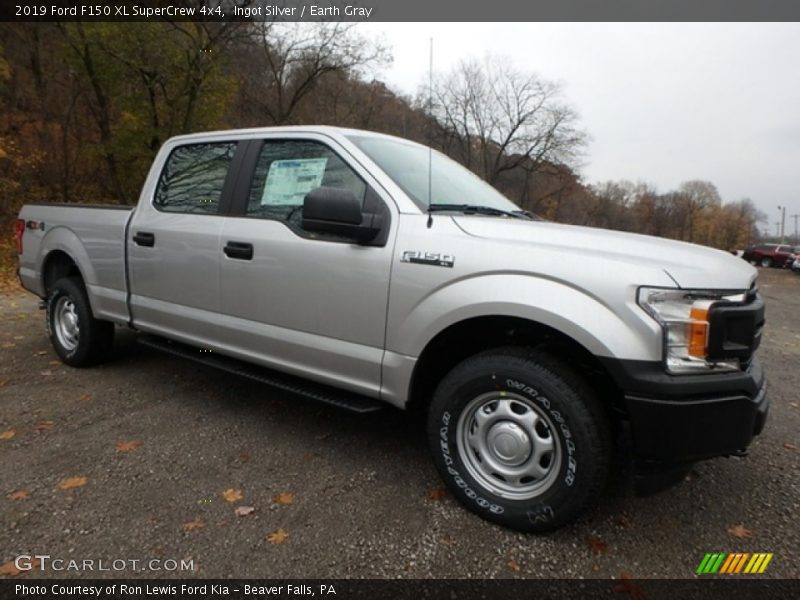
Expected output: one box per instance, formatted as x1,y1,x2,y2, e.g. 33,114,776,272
15,126,768,532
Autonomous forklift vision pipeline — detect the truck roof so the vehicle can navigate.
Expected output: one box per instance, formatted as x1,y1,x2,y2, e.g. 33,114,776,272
166,125,417,146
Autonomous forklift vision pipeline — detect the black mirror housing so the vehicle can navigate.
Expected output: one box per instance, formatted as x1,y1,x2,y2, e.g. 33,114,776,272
302,187,382,243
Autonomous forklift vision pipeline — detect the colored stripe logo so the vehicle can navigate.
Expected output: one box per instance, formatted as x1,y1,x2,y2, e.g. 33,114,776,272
696,553,773,574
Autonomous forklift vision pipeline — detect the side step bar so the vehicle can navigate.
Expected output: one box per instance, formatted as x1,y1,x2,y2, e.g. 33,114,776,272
136,335,383,414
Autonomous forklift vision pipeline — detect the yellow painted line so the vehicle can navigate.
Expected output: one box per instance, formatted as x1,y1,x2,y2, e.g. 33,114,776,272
749,554,766,573
758,553,773,573
744,554,760,574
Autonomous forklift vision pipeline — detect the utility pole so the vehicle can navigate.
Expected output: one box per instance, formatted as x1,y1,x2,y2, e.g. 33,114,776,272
777,205,786,243
775,221,780,237
792,213,799,245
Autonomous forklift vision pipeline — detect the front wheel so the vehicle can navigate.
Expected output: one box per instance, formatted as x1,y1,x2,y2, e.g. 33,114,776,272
760,257,773,268
427,348,611,532
46,276,114,367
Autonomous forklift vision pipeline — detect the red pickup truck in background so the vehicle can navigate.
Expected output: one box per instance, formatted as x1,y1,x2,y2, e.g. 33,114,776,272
742,243,798,268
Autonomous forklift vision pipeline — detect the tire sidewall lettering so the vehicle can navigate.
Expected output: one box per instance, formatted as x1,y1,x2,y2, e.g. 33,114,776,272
505,378,578,488
439,410,505,515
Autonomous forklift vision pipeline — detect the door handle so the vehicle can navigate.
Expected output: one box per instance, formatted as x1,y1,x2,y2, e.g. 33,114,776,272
224,241,254,260
133,232,155,247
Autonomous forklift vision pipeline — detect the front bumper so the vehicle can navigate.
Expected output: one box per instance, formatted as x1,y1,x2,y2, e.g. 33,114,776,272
601,356,768,471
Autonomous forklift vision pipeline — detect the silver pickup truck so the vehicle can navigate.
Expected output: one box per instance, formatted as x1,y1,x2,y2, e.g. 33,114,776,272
15,126,768,532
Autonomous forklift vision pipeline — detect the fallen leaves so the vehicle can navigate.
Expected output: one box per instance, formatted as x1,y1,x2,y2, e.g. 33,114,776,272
116,440,143,453
0,378,8,387
56,476,88,491
8,489,31,501
728,524,754,538
784,442,797,451
266,528,289,545
617,515,633,529
585,535,609,555
427,487,449,501
613,574,647,600
0,561,22,577
234,506,255,517
79,393,92,401
238,451,251,463
0,558,39,576
183,518,205,531
273,492,294,505
506,558,520,572
34,420,54,433
0,430,15,440
222,488,242,503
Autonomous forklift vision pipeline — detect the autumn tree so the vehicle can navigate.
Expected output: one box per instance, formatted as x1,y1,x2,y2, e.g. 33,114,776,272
59,22,242,203
231,22,390,127
428,55,587,190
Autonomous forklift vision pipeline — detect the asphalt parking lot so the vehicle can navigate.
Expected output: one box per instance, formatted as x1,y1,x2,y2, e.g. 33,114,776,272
1,268,798,580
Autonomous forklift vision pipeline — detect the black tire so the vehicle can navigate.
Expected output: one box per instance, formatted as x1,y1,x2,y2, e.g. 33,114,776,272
760,257,772,268
46,276,114,367
427,347,611,533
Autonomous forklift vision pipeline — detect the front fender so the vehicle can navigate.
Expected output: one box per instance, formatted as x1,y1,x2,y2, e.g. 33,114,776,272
387,273,663,363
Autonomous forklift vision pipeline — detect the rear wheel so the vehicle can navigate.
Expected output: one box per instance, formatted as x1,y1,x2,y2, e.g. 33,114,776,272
427,347,611,532
760,257,773,268
46,277,114,367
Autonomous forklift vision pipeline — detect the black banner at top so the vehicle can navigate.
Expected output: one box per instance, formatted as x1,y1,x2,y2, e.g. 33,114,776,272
2,0,800,22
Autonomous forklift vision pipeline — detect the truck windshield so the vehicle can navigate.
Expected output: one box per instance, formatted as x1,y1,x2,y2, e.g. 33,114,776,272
347,135,521,213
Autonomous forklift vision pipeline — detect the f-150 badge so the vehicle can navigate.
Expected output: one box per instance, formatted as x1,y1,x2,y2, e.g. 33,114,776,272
401,251,455,268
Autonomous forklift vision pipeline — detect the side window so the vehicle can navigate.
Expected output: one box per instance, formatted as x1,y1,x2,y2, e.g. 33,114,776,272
154,142,237,214
246,140,367,225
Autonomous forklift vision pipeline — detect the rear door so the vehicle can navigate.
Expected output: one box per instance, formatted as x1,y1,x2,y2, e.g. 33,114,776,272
215,134,397,398
127,140,243,346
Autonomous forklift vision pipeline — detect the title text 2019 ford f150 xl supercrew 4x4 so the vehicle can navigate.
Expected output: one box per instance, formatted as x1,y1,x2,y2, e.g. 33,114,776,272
15,127,767,532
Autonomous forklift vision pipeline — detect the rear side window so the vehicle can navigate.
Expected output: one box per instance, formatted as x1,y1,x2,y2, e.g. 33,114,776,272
154,142,237,214
246,140,366,221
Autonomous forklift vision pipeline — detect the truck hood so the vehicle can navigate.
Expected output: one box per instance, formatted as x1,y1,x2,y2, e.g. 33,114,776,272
453,217,757,290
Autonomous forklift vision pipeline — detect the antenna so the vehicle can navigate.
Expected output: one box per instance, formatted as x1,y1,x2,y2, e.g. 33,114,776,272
427,36,434,229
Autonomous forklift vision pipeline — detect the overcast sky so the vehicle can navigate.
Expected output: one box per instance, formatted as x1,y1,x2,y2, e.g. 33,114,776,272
360,23,800,236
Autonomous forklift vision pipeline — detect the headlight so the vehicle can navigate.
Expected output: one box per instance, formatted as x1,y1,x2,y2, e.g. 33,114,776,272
637,287,745,374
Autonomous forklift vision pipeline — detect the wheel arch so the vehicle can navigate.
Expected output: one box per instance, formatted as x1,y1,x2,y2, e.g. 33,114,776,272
42,249,84,296
406,315,625,421
37,225,98,314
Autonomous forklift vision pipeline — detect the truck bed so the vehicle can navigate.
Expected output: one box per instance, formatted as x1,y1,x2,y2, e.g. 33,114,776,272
17,203,134,324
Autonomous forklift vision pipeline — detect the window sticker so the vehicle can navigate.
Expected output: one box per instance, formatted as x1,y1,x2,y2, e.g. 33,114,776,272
261,158,328,206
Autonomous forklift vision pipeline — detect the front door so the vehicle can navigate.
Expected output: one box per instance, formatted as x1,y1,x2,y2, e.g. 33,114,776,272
216,136,397,398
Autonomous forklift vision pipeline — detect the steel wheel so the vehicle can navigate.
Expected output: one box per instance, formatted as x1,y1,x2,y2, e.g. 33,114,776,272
53,296,80,352
456,391,562,500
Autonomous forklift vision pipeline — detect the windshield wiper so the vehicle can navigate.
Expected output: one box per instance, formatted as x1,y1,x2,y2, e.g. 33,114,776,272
428,204,533,220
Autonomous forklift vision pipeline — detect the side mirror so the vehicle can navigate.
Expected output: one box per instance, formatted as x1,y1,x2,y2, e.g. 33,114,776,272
302,187,383,243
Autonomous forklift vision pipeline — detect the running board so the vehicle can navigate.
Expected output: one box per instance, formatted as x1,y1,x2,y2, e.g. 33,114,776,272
136,335,383,414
